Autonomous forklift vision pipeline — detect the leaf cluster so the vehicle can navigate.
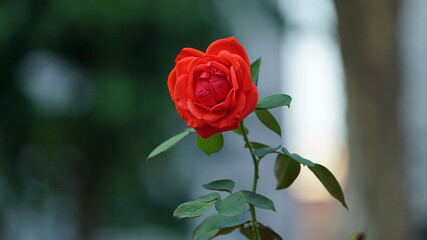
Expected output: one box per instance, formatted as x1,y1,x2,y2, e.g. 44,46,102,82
173,179,280,240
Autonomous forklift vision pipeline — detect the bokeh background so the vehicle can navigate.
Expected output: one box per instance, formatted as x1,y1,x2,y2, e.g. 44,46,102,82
1,0,426,240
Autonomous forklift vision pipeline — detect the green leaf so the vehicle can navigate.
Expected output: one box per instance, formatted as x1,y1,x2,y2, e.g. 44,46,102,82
233,124,249,136
255,109,281,136
282,148,315,167
252,145,281,157
196,133,224,155
147,128,194,160
202,179,235,193
274,154,301,189
244,142,269,150
348,232,366,240
186,128,197,133
195,193,221,203
308,164,348,209
215,192,246,217
173,201,214,219
256,94,292,109
192,214,246,240
250,58,262,86
240,190,276,211
214,227,238,238
214,220,251,238
240,222,283,240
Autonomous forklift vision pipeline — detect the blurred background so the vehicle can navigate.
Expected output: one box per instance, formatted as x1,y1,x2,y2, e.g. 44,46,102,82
0,0,426,240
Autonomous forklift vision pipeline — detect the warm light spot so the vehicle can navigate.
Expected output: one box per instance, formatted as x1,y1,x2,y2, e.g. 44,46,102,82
281,20,348,203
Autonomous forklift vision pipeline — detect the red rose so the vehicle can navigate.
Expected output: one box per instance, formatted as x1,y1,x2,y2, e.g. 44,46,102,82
168,37,258,138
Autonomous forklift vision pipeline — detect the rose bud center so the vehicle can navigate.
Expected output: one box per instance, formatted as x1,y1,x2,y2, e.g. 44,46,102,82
195,68,231,107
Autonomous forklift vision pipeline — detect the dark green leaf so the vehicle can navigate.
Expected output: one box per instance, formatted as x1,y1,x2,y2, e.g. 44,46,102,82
309,164,348,209
256,94,292,109
215,192,246,217
255,109,281,136
240,222,283,240
147,129,194,160
214,220,251,238
196,133,224,155
244,142,269,150
192,214,246,240
241,190,276,211
252,145,281,157
275,153,301,189
214,227,238,237
195,193,221,203
282,148,315,167
250,58,262,86
173,201,214,219
202,179,235,193
233,124,249,136
349,232,366,240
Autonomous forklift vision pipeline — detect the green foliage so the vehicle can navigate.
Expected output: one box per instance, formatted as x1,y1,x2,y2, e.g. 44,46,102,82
256,94,292,109
255,109,281,136
281,148,315,167
309,164,348,209
215,192,246,217
240,222,283,240
195,193,221,203
274,154,301,189
192,214,246,240
173,201,214,219
250,58,262,86
240,191,276,211
202,179,235,193
146,128,195,160
252,145,281,157
196,133,224,155
233,124,249,136
244,142,269,149
348,232,366,240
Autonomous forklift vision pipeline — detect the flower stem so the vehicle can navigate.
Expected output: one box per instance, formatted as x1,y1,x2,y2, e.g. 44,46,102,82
240,120,262,240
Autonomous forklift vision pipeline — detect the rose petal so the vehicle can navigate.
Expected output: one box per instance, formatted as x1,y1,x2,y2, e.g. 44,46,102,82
188,56,230,73
176,57,196,76
173,74,190,110
195,77,217,106
240,88,258,118
206,37,250,65
204,92,246,129
167,68,177,97
219,50,240,70
234,56,253,92
188,99,207,119
210,89,235,112
195,121,240,138
176,106,207,128
194,124,221,138
202,110,228,122
216,92,246,129
229,66,239,90
209,60,231,75
175,48,204,63
208,73,231,102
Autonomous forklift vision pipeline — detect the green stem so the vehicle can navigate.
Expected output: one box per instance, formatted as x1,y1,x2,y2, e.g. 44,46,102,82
240,120,262,240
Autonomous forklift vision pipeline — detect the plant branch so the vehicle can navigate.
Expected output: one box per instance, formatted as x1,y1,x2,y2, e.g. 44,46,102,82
240,120,262,240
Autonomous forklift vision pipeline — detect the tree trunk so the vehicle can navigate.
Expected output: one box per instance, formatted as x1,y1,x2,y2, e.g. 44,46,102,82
333,1,413,239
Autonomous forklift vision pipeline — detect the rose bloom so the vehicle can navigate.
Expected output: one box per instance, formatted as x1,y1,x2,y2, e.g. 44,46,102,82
168,37,258,138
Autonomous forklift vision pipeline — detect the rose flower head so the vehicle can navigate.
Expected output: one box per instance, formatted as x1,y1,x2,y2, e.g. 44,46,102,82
168,37,258,138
